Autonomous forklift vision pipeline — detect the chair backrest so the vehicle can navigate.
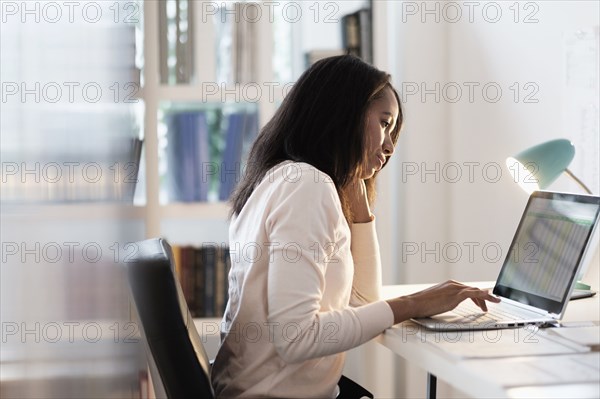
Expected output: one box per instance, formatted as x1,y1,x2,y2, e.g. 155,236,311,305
126,238,214,398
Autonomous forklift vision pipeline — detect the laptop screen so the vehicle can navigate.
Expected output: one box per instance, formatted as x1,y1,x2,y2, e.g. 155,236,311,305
494,191,600,315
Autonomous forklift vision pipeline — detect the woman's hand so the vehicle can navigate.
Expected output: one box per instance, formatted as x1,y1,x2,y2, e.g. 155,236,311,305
343,178,373,223
385,280,501,325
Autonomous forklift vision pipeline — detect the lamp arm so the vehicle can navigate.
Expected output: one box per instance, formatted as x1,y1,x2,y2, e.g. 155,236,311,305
564,168,593,195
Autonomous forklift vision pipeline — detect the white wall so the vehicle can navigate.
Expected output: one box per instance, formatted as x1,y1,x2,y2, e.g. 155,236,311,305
282,2,599,397
446,1,600,283
383,1,599,397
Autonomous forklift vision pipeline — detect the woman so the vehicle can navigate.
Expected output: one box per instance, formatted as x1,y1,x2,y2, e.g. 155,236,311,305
211,55,499,398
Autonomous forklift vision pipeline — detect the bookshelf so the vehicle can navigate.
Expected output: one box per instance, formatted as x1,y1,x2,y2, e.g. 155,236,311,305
132,1,394,396
138,0,370,330
140,1,281,243
140,0,374,239
137,5,291,364
138,0,377,290
137,0,286,371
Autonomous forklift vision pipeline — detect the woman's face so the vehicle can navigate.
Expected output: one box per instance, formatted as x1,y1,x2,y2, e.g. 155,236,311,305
360,86,399,180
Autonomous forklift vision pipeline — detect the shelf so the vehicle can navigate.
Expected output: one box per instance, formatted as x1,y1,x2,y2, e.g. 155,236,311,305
140,0,277,239
159,202,230,219
153,85,288,104
2,203,146,221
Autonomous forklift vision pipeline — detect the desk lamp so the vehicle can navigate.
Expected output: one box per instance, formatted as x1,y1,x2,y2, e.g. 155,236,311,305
506,138,596,296
505,138,593,194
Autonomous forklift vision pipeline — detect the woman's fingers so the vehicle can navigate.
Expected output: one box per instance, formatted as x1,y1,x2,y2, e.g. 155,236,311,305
465,289,500,312
408,282,502,319
471,297,488,312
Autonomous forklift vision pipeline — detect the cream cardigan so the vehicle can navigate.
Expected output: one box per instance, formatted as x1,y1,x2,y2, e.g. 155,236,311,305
211,161,394,398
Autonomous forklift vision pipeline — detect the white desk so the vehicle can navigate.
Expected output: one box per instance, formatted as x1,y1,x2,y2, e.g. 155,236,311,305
377,283,600,399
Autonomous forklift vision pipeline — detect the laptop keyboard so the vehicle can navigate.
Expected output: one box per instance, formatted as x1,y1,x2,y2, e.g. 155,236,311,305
449,301,535,323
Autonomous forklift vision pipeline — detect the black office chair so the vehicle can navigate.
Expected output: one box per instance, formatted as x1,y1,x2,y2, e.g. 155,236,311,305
126,238,373,399
126,238,213,398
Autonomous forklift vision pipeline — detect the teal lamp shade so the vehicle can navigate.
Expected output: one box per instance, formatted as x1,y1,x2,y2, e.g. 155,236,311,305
505,139,575,193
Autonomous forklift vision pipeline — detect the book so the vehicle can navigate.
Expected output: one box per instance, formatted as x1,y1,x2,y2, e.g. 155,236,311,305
193,247,205,317
214,246,231,316
192,112,210,201
223,247,231,315
218,111,259,200
218,112,245,201
180,246,195,314
233,2,257,83
177,112,196,201
241,111,259,164
202,245,217,317
341,13,360,58
214,246,226,316
172,244,230,318
172,245,182,283
166,111,210,202
158,0,169,84
176,0,195,83
215,2,257,84
341,8,373,64
158,0,195,84
124,137,143,203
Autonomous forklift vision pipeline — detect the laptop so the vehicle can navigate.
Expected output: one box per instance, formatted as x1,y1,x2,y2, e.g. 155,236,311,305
413,191,600,331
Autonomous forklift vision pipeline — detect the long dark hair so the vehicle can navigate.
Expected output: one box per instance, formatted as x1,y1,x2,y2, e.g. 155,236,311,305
230,55,403,221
